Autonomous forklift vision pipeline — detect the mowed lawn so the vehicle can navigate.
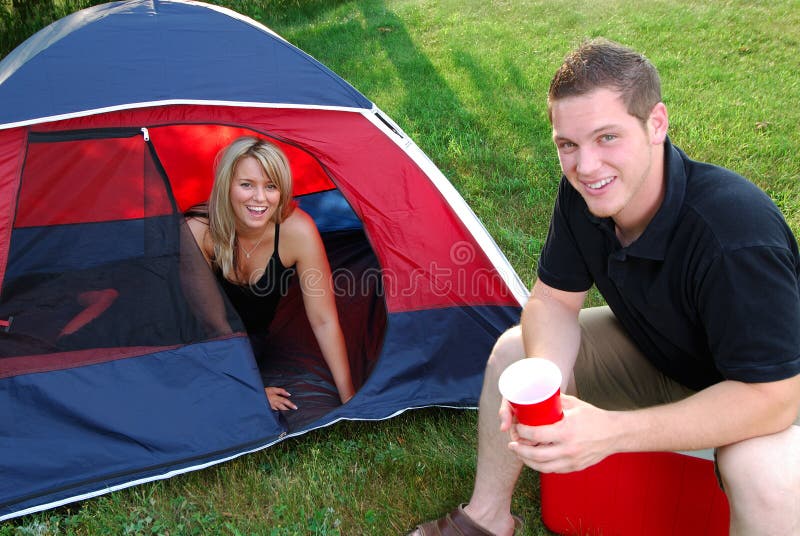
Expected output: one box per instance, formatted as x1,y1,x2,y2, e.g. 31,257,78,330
1,1,798,534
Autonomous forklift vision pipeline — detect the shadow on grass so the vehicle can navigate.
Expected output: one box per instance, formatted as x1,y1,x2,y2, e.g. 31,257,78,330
270,0,555,282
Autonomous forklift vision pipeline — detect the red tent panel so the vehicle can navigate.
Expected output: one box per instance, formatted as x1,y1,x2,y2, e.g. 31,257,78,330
149,124,335,212
15,136,174,227
0,127,31,288
29,105,519,312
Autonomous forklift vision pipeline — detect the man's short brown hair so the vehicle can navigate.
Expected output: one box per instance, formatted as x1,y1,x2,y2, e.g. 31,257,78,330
548,38,662,125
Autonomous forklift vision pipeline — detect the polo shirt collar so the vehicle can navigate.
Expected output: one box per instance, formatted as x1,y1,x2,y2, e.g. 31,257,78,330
585,136,686,260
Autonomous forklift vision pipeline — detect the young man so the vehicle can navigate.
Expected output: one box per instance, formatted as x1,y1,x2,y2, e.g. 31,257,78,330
411,38,800,536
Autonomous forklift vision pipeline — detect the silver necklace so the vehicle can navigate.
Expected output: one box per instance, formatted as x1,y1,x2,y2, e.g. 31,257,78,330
239,229,268,259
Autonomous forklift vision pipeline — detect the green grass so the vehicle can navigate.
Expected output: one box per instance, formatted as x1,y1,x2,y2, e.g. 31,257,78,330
2,0,800,534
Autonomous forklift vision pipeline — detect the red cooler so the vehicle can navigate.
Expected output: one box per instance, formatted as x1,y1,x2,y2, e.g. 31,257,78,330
540,451,730,536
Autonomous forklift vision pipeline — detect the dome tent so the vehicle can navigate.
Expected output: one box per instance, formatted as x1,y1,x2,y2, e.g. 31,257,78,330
0,0,526,520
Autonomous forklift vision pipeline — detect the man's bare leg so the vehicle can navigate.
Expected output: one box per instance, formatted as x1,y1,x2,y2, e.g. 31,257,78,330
409,326,526,536
718,424,800,535
462,326,528,535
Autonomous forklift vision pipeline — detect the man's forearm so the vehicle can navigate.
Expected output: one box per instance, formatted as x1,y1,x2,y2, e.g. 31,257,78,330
611,376,800,453
520,280,585,388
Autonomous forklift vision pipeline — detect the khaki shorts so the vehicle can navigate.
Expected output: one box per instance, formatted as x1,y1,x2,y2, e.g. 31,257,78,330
572,306,800,427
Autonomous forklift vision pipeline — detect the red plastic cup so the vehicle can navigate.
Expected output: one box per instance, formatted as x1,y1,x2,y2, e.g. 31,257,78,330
498,357,563,425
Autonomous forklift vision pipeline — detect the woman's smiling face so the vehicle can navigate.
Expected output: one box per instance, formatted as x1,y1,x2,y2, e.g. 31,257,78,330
229,155,281,232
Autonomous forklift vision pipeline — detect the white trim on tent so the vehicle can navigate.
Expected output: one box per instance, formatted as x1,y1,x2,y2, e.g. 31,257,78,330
1,404,476,522
362,105,530,307
0,99,370,131
0,434,285,521
183,0,289,42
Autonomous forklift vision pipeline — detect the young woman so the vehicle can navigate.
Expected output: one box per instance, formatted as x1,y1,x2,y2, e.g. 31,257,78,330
186,137,355,417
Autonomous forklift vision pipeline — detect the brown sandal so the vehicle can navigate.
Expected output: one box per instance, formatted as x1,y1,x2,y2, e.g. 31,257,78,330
412,504,523,536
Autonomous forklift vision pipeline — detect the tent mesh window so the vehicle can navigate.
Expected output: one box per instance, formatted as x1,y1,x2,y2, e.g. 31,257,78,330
0,129,240,362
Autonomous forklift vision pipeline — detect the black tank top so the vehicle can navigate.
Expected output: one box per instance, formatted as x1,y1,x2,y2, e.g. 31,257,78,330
215,224,295,335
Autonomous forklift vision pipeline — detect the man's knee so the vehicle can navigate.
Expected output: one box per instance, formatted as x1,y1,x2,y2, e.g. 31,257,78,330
486,325,524,374
716,426,800,517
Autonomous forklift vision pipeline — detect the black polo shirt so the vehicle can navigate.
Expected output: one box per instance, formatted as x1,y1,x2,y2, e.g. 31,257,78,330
537,138,800,390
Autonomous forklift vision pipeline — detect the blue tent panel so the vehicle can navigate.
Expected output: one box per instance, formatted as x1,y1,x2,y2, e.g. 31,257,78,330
297,190,363,233
0,0,372,126
0,337,282,518
6,219,164,280
312,304,521,424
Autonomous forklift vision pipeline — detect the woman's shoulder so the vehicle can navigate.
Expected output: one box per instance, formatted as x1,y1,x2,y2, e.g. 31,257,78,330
279,208,324,262
281,207,319,236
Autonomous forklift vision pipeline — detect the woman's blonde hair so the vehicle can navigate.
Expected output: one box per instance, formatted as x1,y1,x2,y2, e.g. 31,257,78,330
208,136,294,280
